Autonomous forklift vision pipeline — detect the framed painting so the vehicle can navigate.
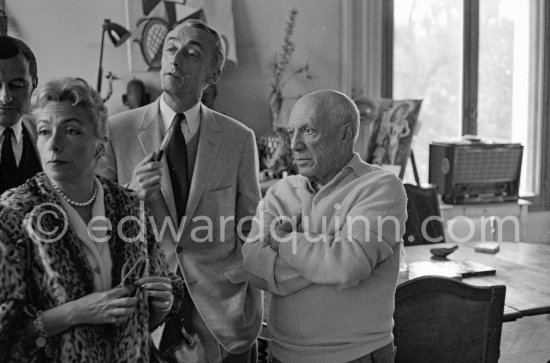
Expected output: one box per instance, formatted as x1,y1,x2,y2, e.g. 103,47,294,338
354,97,422,178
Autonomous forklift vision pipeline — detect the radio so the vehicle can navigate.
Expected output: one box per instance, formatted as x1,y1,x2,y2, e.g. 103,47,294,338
428,139,523,204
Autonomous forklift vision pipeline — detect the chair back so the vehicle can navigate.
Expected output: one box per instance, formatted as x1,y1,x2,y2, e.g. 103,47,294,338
403,183,445,246
393,276,506,363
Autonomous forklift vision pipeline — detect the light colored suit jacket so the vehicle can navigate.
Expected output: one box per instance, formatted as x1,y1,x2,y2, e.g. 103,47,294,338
98,98,262,353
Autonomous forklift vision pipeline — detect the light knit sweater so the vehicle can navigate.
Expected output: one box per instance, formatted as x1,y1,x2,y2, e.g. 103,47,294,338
243,154,407,363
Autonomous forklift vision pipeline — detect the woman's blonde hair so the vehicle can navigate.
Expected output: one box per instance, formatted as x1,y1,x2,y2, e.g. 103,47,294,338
31,77,108,140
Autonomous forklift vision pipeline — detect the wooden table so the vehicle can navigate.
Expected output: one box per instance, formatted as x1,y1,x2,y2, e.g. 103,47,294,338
404,242,550,321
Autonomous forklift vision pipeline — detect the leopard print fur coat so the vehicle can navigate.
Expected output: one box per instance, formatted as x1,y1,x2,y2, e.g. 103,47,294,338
0,173,178,362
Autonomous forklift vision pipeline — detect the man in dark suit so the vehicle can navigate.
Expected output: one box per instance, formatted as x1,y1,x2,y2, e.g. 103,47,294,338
100,20,262,362
0,36,41,194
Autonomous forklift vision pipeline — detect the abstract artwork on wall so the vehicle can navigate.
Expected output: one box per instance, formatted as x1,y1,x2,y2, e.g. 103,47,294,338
125,0,237,72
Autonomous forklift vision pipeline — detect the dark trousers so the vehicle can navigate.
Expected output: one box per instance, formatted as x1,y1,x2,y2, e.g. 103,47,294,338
272,341,396,363
219,343,257,363
181,283,257,363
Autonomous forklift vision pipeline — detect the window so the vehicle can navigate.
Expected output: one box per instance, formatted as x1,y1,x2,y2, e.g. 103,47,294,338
387,0,549,209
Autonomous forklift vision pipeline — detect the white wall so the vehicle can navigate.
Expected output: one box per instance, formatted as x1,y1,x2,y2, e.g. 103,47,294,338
6,0,130,115
220,0,341,136
524,211,550,244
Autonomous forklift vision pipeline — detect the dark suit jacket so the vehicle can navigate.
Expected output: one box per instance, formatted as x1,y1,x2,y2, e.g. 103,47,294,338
0,116,41,194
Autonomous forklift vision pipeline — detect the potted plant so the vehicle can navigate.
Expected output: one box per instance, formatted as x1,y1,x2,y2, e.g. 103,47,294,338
258,8,314,180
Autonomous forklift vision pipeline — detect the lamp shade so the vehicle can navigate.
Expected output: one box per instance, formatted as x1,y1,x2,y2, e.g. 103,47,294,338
97,19,131,93
105,20,131,47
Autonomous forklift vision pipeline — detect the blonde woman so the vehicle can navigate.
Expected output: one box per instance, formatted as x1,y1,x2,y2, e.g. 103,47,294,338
0,77,181,362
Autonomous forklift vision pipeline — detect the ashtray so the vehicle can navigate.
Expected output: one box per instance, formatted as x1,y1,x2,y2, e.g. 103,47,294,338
430,245,458,258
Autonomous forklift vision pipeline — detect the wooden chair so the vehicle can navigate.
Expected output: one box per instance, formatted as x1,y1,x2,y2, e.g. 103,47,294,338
393,276,506,363
403,182,445,246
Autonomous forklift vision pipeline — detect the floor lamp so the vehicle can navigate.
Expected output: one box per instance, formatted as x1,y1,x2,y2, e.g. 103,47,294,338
97,19,131,93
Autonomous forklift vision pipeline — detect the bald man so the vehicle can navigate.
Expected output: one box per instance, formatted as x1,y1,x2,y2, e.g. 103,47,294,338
243,90,408,363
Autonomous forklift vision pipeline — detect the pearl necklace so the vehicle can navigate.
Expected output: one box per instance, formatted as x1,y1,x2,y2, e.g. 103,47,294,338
50,179,98,207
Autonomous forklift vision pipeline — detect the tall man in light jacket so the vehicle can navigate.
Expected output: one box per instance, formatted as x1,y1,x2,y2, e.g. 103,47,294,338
99,20,262,362
243,90,407,363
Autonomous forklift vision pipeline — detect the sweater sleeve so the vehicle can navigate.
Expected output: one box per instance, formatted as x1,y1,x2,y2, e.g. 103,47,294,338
243,197,312,296
278,174,407,289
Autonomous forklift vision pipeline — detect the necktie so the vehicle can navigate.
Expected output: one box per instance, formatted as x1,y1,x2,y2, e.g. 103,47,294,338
162,114,196,338
1,127,17,172
165,113,189,222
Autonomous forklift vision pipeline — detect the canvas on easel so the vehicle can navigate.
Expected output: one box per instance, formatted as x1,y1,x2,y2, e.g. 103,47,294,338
354,98,422,179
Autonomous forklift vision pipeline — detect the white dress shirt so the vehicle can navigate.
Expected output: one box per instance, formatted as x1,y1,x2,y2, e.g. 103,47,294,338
56,178,113,292
159,96,201,142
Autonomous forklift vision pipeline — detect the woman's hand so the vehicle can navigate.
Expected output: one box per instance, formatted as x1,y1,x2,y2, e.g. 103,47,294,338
71,287,137,326
135,276,173,313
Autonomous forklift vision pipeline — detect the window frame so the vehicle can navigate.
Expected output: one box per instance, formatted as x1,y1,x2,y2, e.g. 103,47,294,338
382,0,550,210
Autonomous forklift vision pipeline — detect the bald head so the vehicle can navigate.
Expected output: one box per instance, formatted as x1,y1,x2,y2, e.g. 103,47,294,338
287,90,359,186
291,90,360,143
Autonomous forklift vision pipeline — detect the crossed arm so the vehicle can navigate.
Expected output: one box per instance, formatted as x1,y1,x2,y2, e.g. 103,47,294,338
242,178,407,295
242,201,312,296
